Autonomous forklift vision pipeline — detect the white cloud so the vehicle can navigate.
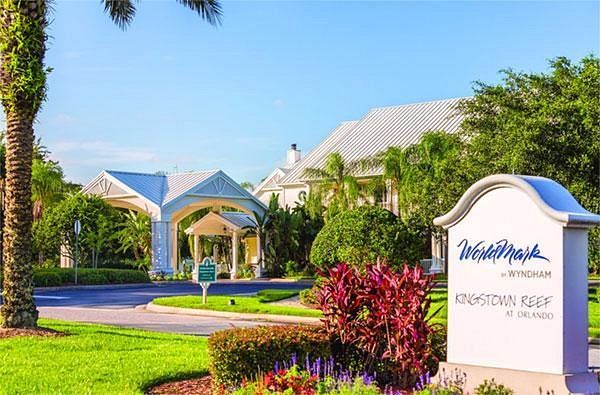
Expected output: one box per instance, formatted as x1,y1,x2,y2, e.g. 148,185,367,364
52,113,76,127
272,98,285,108
52,140,159,166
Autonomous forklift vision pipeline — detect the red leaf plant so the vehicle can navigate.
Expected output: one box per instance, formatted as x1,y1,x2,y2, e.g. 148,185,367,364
316,261,438,389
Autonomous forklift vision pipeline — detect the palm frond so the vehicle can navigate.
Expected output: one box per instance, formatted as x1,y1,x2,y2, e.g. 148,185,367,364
303,167,330,181
176,0,223,26
351,155,381,175
103,0,136,30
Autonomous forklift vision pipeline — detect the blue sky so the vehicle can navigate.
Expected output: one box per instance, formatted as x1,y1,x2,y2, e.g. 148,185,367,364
34,1,599,186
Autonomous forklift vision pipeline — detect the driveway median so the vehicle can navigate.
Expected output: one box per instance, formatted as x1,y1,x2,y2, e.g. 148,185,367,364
145,301,321,325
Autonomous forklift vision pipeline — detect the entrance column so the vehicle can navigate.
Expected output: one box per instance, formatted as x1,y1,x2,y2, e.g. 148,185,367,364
231,230,238,279
151,220,172,275
256,234,263,278
170,222,178,273
193,234,200,263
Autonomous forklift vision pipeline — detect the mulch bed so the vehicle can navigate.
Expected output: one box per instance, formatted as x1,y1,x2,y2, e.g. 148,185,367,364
147,375,214,395
0,327,65,339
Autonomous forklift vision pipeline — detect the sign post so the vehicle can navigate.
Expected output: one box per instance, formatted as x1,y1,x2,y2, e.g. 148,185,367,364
74,219,81,285
197,257,217,304
433,174,600,394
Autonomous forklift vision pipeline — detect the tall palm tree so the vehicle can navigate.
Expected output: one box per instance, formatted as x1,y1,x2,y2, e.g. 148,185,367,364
0,0,222,328
31,158,64,222
304,152,364,219
116,210,152,264
243,210,271,276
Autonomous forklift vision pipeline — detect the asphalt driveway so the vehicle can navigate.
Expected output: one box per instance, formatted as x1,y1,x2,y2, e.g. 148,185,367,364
34,281,311,309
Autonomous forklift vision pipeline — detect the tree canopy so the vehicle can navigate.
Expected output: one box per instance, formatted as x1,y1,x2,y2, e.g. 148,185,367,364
459,55,600,270
310,205,424,270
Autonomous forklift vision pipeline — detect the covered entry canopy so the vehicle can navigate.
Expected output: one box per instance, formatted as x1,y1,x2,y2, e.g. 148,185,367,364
83,169,267,275
184,212,262,277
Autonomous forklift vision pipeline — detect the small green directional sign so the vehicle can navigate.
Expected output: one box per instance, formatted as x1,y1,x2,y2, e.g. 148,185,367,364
197,258,217,283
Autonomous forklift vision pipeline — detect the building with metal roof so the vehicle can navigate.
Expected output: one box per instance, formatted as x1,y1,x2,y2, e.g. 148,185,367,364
254,97,466,209
82,169,267,276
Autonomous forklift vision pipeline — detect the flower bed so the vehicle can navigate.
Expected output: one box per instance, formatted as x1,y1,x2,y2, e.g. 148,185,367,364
208,325,331,389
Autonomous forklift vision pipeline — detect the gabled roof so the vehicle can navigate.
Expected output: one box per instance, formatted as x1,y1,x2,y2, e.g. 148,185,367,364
102,169,219,206
184,211,257,235
279,120,358,185
279,97,466,185
252,167,289,194
221,212,258,229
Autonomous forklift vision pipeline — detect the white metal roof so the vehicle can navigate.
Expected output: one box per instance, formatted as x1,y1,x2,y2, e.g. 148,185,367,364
279,121,358,185
184,211,257,235
104,169,218,206
279,97,466,185
220,212,258,228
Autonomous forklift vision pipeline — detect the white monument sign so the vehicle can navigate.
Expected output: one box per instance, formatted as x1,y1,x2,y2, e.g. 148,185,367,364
434,174,600,394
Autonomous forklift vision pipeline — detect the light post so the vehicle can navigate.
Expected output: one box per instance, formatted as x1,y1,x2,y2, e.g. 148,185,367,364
74,219,81,284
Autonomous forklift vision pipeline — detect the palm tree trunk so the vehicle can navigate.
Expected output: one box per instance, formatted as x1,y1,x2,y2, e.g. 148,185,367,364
2,112,38,327
0,0,48,328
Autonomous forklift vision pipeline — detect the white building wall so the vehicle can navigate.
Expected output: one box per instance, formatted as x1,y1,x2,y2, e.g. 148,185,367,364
281,185,309,209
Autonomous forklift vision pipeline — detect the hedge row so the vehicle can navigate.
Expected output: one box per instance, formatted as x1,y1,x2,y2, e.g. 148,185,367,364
208,325,331,389
0,268,151,287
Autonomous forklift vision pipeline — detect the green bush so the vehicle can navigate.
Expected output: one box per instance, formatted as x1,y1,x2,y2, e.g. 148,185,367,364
78,272,106,285
475,379,513,395
33,271,63,287
310,206,424,270
299,278,322,308
31,268,150,287
208,325,331,389
217,272,231,279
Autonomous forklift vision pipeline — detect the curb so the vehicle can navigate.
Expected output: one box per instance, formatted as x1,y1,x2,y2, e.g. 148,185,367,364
589,338,600,345
212,278,314,285
35,282,157,292
145,302,322,325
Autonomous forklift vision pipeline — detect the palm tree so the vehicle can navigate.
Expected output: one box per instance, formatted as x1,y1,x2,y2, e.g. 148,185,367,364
243,210,271,277
303,152,364,219
31,159,64,222
0,0,222,328
116,210,151,266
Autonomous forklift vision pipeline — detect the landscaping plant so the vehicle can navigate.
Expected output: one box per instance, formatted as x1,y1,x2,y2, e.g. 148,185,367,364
208,325,331,389
317,261,441,389
310,206,424,271
233,355,380,395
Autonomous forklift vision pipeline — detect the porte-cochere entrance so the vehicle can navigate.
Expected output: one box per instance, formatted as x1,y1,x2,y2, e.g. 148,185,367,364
83,170,267,277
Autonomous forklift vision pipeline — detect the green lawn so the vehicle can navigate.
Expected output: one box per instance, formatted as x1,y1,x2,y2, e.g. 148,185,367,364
0,319,208,394
428,289,600,337
255,289,300,302
153,290,322,318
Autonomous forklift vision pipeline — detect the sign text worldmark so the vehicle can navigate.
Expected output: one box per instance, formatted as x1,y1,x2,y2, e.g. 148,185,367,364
457,238,550,265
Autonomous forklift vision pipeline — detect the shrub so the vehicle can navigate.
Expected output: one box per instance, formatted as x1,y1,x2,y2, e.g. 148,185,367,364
31,268,150,287
78,272,106,285
310,206,424,270
299,278,323,308
299,288,318,308
475,379,513,395
208,325,331,389
317,262,438,389
237,263,256,279
284,260,302,277
217,272,231,279
33,271,62,287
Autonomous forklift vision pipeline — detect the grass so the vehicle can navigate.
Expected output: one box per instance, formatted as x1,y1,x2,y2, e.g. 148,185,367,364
256,289,300,303
428,288,600,337
153,289,322,318
0,319,208,394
